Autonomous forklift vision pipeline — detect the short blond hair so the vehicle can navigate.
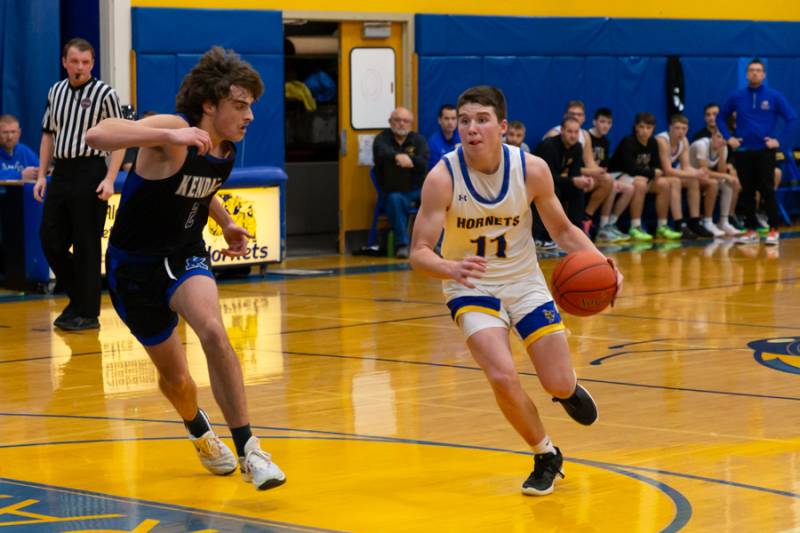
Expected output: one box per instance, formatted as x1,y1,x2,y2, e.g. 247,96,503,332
0,114,19,126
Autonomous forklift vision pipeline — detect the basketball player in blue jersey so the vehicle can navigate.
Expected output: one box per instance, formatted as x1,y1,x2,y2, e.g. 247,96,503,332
410,86,622,496
85,47,285,490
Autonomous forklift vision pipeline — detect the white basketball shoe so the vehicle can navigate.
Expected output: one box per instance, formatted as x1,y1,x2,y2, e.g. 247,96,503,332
240,436,287,490
190,430,238,476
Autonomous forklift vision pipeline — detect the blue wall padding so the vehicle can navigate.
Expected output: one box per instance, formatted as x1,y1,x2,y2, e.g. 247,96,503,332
132,8,283,54
417,15,800,57
417,14,800,152
136,55,177,115
0,0,60,150
132,8,284,167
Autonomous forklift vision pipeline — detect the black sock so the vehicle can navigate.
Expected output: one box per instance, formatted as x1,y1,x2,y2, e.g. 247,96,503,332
583,211,593,221
231,424,253,457
183,408,211,438
674,218,684,228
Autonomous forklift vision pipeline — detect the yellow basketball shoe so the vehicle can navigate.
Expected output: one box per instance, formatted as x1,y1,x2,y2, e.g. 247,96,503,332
190,430,238,475
240,436,287,490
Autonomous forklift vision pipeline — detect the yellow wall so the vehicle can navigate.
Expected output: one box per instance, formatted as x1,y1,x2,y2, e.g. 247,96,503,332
131,0,800,22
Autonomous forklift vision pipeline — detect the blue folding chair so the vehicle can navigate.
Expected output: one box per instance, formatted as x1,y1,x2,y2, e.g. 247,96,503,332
366,167,418,255
775,148,800,225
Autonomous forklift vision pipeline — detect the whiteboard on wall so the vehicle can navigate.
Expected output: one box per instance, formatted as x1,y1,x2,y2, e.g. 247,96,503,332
350,47,396,130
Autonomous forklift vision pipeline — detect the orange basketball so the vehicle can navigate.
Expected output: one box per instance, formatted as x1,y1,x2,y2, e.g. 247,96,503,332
551,250,617,317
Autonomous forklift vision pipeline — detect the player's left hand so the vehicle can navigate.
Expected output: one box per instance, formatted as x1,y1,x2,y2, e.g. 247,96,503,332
765,137,780,149
606,256,623,306
221,223,253,257
96,178,114,200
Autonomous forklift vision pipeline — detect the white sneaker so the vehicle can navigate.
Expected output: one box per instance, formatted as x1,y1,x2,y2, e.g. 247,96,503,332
701,219,725,238
735,230,760,244
240,436,286,490
190,430,238,475
718,221,743,236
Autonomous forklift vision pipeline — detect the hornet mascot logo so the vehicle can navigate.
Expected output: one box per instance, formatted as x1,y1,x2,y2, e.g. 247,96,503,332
748,337,800,375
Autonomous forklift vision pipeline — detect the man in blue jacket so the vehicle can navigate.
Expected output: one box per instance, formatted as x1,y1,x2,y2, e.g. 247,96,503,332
427,104,459,170
0,114,39,181
717,59,797,245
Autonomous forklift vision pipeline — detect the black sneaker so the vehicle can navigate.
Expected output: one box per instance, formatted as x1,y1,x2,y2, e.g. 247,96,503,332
55,316,100,331
522,448,565,496
687,220,713,238
53,302,79,328
552,383,598,425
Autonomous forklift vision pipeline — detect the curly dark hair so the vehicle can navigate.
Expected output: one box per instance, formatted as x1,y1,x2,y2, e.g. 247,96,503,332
175,46,264,125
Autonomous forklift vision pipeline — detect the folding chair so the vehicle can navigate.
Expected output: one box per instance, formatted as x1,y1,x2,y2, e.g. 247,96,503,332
366,167,418,256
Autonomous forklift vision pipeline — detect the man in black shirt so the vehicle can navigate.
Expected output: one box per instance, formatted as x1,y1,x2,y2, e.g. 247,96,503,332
608,112,682,240
533,116,590,248
372,107,430,258
86,47,286,492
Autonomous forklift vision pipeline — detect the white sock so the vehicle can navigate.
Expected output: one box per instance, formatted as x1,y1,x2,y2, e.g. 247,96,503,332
719,181,732,218
532,435,557,455
609,214,619,225
631,218,641,228
658,218,667,227
600,216,610,226
703,217,713,224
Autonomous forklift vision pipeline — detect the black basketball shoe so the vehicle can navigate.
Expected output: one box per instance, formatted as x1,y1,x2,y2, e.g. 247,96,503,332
522,447,564,496
552,383,598,425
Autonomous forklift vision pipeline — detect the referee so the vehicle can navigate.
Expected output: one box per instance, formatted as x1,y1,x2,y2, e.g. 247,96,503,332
33,38,124,331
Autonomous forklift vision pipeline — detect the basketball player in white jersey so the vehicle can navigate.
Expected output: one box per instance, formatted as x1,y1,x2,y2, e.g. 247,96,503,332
410,86,622,496
655,114,719,237
689,131,742,235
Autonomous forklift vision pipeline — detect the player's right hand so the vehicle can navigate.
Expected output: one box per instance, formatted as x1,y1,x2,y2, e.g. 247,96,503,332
450,255,487,289
168,127,213,154
33,176,46,202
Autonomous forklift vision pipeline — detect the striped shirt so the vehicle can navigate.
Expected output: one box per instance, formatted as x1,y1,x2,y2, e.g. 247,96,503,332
41,78,122,159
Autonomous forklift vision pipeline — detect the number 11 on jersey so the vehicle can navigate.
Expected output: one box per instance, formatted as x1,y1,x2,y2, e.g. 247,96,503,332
470,234,507,258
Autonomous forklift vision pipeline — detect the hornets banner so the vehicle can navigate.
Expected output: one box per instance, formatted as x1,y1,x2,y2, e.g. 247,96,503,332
101,186,281,272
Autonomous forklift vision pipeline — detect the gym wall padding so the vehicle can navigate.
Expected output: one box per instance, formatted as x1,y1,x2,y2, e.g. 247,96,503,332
132,8,284,168
0,0,61,151
416,15,800,151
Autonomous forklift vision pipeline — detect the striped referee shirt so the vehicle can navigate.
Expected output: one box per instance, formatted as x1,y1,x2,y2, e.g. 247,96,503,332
41,78,122,160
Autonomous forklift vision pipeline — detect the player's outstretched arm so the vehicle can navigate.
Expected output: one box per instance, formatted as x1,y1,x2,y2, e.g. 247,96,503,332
210,196,252,257
86,114,211,153
526,153,624,297
409,163,486,288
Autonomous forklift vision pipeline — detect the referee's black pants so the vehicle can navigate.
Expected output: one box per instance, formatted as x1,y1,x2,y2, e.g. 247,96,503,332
40,157,108,319
734,149,779,230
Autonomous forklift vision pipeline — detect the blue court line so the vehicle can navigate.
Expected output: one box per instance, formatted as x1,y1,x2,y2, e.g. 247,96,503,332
4,230,800,305
0,340,796,402
590,347,728,365
604,312,800,331
0,474,339,532
591,464,692,533
1,430,797,501
0,434,691,533
278,350,800,402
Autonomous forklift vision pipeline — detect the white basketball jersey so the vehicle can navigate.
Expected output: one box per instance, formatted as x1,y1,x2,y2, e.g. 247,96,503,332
656,131,686,167
441,144,542,284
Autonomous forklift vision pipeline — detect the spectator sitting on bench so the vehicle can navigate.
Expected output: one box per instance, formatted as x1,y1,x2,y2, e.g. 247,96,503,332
372,107,430,258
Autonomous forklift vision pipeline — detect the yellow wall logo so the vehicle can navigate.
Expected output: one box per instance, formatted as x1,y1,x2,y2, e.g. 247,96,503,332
208,193,257,238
